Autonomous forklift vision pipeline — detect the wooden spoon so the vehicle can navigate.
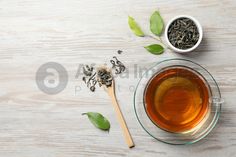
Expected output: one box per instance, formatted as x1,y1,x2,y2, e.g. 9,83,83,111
106,80,135,148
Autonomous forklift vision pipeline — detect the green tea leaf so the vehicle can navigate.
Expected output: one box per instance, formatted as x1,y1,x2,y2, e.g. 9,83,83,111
128,16,145,37
144,44,164,55
82,112,110,131
150,11,164,36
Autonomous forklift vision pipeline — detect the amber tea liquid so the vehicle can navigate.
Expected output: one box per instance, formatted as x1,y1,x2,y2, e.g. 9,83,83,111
145,66,210,133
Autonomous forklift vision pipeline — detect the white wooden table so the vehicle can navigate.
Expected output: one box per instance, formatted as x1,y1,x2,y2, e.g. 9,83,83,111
0,0,235,156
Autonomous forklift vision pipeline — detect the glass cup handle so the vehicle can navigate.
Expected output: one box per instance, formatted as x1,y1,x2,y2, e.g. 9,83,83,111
212,97,224,106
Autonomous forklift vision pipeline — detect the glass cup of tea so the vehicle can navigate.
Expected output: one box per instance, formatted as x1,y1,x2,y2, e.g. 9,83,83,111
134,59,223,145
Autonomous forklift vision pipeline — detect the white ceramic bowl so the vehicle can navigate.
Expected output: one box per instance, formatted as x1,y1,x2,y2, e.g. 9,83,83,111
165,15,203,53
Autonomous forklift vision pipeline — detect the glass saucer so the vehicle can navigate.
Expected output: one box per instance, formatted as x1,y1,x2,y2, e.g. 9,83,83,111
134,58,222,145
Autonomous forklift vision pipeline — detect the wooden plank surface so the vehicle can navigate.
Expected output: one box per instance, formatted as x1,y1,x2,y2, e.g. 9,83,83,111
0,0,235,156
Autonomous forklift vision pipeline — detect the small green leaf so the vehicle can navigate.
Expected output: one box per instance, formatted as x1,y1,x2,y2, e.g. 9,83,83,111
150,11,164,36
82,112,110,131
128,16,145,37
144,44,164,55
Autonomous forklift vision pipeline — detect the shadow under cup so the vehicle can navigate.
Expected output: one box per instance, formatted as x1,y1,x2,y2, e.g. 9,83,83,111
134,59,222,145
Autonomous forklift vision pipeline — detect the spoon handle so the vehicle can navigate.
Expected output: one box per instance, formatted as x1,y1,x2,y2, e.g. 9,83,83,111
108,88,135,148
